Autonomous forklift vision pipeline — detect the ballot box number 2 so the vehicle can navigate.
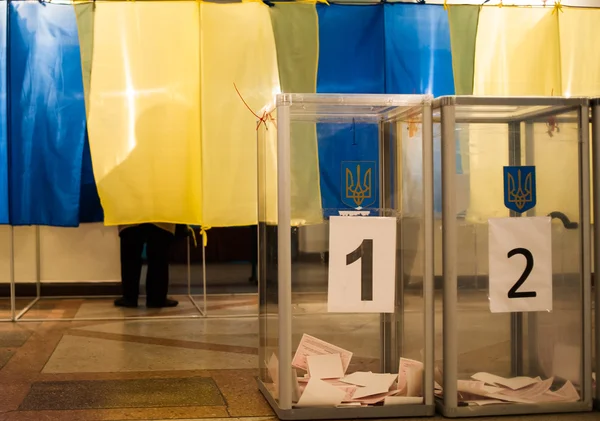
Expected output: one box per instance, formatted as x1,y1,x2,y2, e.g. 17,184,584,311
488,217,552,313
506,248,536,299
327,216,396,313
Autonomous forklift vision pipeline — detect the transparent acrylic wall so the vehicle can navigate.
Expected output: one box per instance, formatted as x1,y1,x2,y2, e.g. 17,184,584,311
591,99,600,408
258,94,434,419
434,97,592,417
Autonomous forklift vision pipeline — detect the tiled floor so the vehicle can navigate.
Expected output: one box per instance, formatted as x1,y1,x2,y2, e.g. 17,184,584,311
0,293,596,421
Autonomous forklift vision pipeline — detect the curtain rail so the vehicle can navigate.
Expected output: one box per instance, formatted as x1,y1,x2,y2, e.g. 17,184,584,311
0,0,598,9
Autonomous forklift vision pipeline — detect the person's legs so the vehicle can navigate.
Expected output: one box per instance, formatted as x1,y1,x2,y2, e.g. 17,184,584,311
116,225,146,307
145,225,177,307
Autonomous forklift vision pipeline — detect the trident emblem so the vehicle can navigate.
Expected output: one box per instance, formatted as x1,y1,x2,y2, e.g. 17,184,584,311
504,166,537,213
342,162,376,209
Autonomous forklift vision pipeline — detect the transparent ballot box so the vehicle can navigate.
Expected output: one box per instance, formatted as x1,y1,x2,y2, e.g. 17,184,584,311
434,96,592,417
257,94,435,419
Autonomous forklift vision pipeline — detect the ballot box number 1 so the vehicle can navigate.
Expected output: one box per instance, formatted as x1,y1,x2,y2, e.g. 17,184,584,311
346,239,373,301
327,216,396,313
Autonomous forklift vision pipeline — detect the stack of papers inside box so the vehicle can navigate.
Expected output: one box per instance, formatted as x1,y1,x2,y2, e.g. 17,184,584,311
435,372,581,405
266,334,425,408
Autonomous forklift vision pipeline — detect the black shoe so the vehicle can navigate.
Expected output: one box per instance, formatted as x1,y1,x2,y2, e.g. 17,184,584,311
114,298,138,308
146,298,179,308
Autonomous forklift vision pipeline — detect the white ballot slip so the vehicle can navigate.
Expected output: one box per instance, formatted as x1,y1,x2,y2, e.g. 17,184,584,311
488,217,552,313
494,377,554,402
307,354,344,380
340,372,395,387
406,365,424,397
471,372,539,390
296,379,346,408
398,358,424,394
351,373,397,399
292,334,353,373
339,371,373,387
324,380,357,401
547,381,580,402
457,380,486,395
384,396,423,406
465,399,506,406
353,390,400,405
328,216,396,313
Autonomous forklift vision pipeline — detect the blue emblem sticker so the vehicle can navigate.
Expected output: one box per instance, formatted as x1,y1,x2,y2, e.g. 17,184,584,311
341,161,377,209
504,166,536,213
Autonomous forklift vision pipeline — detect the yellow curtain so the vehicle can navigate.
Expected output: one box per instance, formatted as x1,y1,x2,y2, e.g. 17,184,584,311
201,2,280,227
470,7,563,221
559,7,600,97
473,7,561,96
87,1,202,226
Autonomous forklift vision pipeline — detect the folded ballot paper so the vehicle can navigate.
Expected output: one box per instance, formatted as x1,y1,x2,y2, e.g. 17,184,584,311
435,371,581,405
266,334,425,408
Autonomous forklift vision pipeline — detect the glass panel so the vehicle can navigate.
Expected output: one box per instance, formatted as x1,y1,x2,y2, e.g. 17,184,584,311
257,117,280,403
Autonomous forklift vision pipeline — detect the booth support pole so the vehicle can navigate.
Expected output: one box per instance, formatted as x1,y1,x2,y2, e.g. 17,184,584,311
422,103,434,406
441,104,458,409
35,226,41,298
276,103,293,410
202,240,207,315
9,226,15,321
580,105,592,404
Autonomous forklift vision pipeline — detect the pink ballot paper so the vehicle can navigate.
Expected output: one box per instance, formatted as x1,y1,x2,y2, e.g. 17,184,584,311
292,334,353,373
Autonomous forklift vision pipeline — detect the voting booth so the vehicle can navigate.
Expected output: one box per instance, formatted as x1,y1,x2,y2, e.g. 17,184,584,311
256,93,435,419
434,96,592,417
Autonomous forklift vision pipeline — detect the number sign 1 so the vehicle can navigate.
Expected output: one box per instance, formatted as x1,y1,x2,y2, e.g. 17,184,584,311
327,216,396,313
488,217,553,313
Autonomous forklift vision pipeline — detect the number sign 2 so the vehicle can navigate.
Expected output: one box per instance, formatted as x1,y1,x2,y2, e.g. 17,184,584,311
328,217,396,313
488,217,553,313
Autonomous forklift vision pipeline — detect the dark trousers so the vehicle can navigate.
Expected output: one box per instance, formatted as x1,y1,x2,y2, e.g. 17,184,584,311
120,224,173,304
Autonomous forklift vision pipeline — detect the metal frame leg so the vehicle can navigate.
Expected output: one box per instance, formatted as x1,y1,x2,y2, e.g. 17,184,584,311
187,235,206,317
14,226,41,321
441,104,458,410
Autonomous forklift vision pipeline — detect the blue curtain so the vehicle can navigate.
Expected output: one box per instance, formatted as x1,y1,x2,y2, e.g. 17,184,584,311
384,3,461,213
316,4,385,216
8,2,100,226
384,3,454,97
0,2,8,224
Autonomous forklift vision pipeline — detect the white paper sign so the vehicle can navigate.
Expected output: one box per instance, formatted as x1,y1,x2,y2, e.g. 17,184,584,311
327,216,397,313
488,217,552,313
